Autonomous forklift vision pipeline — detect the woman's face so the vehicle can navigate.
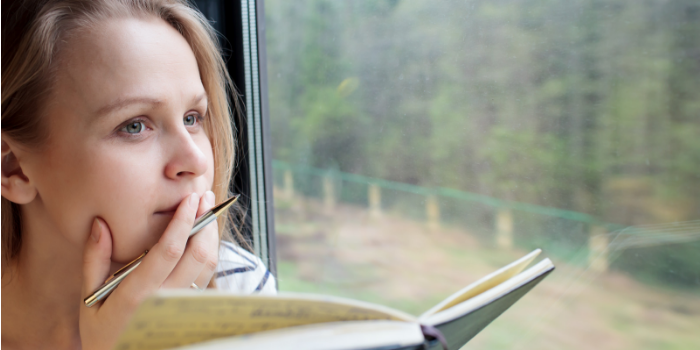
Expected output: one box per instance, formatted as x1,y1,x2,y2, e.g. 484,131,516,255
21,17,214,262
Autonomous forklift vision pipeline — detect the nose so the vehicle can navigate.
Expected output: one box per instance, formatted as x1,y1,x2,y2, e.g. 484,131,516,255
163,128,208,180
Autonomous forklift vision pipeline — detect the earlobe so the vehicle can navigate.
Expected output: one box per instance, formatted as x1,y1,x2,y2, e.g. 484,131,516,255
1,139,37,205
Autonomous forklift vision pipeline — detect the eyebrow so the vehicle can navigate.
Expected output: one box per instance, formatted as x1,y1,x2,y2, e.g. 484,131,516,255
94,92,207,118
95,96,163,118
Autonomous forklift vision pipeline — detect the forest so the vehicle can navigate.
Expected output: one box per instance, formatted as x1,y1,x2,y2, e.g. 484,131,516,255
263,0,700,287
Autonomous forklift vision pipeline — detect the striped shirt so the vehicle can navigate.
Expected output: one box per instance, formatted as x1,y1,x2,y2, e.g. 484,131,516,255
214,240,277,294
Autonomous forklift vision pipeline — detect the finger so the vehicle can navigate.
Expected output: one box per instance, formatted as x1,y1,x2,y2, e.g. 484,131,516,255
190,191,219,288
197,190,216,217
105,193,199,310
162,191,218,289
192,220,219,289
81,218,113,312
194,191,219,288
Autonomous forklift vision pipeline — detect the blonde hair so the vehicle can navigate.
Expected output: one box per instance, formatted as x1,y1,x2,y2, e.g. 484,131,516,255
1,0,247,284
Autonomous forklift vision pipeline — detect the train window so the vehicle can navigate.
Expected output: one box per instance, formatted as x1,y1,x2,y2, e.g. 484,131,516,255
194,0,277,272
264,1,700,349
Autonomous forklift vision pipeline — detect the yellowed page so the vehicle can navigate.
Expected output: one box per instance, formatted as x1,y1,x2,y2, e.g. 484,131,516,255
422,258,554,327
173,321,424,350
420,249,541,318
114,291,414,350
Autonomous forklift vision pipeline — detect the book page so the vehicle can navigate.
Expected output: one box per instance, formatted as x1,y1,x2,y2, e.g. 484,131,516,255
114,291,414,350
420,249,541,318
424,266,554,350
421,258,554,326
173,321,425,350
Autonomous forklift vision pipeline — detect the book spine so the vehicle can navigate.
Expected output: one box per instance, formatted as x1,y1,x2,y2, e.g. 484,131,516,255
420,324,449,350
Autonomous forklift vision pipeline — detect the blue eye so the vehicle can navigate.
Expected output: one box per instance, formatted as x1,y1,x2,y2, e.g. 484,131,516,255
184,114,198,126
123,121,144,134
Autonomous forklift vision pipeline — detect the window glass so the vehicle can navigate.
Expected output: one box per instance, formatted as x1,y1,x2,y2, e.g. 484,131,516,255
264,1,700,348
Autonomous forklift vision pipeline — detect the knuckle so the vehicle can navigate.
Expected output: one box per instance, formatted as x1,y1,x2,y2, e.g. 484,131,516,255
191,243,209,265
121,293,144,310
162,242,185,262
205,254,219,272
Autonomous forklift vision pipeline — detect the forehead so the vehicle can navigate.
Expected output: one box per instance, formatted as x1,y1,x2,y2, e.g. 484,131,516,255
53,16,204,113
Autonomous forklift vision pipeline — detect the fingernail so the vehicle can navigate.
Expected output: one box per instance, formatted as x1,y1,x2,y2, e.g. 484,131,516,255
91,218,101,243
205,191,215,205
189,193,199,208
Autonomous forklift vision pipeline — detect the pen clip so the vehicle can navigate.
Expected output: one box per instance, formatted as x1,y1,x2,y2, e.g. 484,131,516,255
104,250,148,284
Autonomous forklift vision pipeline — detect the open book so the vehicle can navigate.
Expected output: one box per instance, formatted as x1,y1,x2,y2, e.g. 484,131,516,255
115,249,554,350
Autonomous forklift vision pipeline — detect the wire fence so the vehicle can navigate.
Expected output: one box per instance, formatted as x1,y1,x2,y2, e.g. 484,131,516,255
272,160,699,271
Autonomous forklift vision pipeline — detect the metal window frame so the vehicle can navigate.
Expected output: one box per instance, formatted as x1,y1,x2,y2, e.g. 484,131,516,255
193,0,276,277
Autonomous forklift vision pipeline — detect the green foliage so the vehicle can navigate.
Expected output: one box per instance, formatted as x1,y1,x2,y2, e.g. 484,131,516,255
613,242,700,290
265,0,700,288
478,127,571,202
294,86,368,169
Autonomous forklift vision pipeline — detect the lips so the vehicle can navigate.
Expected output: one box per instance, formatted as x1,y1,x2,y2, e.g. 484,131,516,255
155,192,204,215
154,202,181,215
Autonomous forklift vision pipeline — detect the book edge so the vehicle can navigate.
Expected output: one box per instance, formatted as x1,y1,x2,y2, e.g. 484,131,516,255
171,320,426,350
149,290,418,322
419,249,542,318
419,258,554,326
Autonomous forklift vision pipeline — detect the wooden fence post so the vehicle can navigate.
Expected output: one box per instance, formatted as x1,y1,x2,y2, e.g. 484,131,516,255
496,208,513,249
589,225,609,272
323,174,336,213
426,195,440,231
368,184,382,219
283,169,294,200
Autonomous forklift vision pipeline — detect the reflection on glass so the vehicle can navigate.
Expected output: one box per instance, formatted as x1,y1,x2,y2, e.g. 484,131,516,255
264,1,700,349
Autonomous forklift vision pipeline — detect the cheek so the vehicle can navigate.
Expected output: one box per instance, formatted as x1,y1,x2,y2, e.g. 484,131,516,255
32,130,216,262
205,140,215,187
196,133,216,188
29,142,107,246
36,142,163,261
94,151,164,262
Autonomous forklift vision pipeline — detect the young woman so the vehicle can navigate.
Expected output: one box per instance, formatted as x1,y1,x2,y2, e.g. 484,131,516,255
1,1,275,348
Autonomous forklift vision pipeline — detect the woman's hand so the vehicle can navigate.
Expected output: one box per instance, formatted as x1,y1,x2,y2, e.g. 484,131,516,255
79,191,219,350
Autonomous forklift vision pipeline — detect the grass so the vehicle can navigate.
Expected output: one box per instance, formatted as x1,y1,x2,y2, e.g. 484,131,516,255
274,197,700,349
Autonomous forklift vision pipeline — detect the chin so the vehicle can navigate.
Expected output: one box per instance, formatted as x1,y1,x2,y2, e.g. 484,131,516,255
111,230,162,264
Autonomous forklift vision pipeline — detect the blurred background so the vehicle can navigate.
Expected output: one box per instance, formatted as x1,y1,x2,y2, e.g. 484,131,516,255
263,0,700,349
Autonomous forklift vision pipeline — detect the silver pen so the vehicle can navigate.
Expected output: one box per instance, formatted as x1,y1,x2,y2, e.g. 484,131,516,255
84,195,240,307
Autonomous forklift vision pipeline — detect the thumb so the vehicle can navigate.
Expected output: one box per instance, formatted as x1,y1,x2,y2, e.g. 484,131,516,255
82,217,113,301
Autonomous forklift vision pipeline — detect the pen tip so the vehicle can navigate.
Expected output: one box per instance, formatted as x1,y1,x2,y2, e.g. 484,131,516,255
212,194,240,216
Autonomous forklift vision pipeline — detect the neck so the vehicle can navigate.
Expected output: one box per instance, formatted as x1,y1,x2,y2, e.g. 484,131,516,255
2,202,84,350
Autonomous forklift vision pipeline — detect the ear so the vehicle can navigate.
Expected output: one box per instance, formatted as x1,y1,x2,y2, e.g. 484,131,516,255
1,138,37,204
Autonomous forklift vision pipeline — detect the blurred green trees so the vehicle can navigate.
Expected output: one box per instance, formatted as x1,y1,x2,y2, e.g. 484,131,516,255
265,0,700,287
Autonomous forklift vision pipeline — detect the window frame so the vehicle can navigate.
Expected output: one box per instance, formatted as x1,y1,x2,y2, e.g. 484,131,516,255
193,0,277,277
